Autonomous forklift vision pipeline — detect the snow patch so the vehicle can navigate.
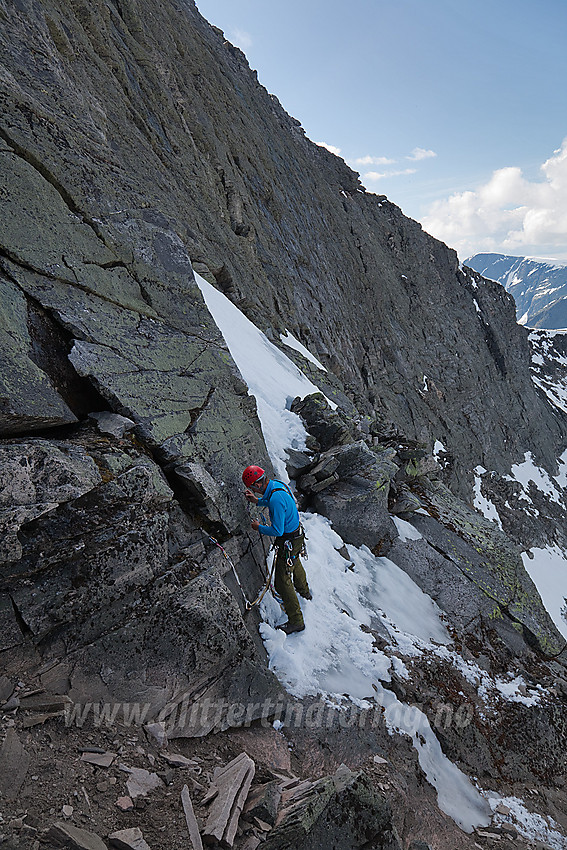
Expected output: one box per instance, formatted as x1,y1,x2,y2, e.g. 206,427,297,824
259,513,488,833
392,516,422,542
280,330,327,371
484,792,567,850
193,268,556,839
195,273,335,479
521,546,567,641
473,466,502,528
509,452,563,505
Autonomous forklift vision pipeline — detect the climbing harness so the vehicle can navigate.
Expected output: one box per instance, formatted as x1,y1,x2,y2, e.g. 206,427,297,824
204,479,308,612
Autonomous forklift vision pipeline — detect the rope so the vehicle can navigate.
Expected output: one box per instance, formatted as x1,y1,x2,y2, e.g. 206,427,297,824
206,532,276,612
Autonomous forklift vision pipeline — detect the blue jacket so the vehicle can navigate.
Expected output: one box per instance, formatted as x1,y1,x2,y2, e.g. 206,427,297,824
257,479,300,537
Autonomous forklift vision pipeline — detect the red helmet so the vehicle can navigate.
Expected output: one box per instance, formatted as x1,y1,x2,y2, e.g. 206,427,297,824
242,465,265,487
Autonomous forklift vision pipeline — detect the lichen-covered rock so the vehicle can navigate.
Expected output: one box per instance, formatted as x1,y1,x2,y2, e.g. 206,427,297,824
409,480,566,657
291,393,357,451
0,276,77,435
0,431,281,721
0,439,102,562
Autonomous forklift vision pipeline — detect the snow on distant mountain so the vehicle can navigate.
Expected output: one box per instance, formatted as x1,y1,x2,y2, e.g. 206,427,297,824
465,253,567,329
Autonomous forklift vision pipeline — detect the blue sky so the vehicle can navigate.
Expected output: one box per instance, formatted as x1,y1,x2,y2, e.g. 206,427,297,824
195,1,567,262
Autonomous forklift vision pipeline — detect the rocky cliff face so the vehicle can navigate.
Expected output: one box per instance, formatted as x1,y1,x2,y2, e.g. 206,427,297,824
1,2,567,849
1,0,565,491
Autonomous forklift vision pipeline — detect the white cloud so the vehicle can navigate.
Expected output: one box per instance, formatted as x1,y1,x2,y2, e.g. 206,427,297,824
353,155,396,166
364,168,417,181
229,28,253,51
407,147,437,161
422,139,567,261
317,142,342,156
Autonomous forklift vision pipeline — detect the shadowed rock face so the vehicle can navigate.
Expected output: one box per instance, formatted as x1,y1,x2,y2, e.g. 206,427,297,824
0,0,565,498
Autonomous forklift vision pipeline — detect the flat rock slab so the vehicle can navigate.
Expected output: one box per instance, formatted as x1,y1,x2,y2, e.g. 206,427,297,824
125,766,164,799
0,728,30,800
144,721,168,749
81,751,116,768
162,752,200,769
203,752,256,847
19,693,73,712
0,675,14,702
22,711,62,728
243,780,282,826
109,827,152,850
181,784,203,850
47,822,107,850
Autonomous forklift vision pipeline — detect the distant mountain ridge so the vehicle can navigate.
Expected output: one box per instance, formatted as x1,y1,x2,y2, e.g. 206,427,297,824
465,252,567,329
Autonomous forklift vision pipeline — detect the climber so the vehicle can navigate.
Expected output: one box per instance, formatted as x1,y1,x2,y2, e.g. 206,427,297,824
242,465,311,635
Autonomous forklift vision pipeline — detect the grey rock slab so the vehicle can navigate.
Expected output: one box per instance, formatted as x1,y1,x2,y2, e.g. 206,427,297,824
203,752,255,847
0,440,100,510
181,784,203,850
0,440,101,562
125,767,164,799
0,675,14,702
410,486,566,656
173,462,223,524
19,693,72,712
108,827,152,850
162,753,200,768
243,780,282,826
21,711,62,727
387,537,501,635
144,721,168,749
1,695,20,712
80,751,116,768
46,822,107,850
89,411,135,438
0,276,77,436
0,154,155,316
0,728,29,800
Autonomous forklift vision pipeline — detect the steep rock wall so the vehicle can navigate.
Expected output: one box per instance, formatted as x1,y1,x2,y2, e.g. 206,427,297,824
1,0,565,502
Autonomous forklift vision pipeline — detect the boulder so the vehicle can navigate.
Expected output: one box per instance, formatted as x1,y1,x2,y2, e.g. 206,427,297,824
291,394,356,451
243,780,282,826
172,461,223,525
285,448,319,480
310,442,399,553
89,411,135,438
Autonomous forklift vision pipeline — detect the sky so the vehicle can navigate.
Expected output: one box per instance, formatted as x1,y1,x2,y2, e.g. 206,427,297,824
195,0,567,263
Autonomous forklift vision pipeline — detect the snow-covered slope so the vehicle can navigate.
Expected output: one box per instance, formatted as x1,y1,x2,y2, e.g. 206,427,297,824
465,253,567,329
195,272,567,845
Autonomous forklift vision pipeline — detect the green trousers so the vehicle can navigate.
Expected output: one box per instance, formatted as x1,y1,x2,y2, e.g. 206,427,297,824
274,534,310,627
